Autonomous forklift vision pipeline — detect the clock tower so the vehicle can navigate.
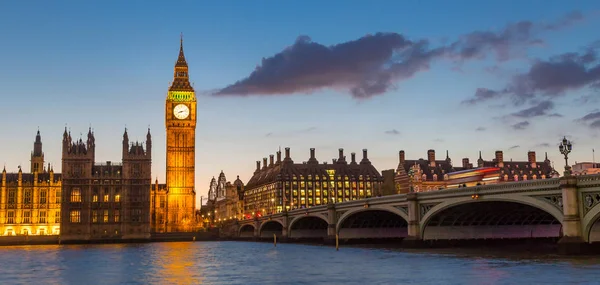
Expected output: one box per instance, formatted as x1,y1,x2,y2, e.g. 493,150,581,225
165,36,197,232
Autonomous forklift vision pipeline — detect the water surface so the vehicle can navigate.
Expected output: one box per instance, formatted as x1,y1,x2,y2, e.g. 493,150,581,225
1,241,600,284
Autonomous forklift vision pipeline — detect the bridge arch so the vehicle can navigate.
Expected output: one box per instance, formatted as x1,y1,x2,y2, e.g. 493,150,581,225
336,205,409,240
288,214,329,239
582,203,600,243
420,196,563,240
238,224,255,238
259,220,284,238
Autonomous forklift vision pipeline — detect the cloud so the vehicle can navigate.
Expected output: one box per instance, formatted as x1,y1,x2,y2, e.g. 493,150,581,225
475,127,486,131
384,129,401,135
214,11,586,100
465,45,600,105
511,100,555,117
512,121,530,130
508,145,521,150
536,143,551,148
214,33,443,99
434,138,444,142
449,11,584,62
578,111,600,129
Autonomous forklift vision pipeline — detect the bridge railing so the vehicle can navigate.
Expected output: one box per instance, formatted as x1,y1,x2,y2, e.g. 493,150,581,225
577,174,600,188
416,178,561,198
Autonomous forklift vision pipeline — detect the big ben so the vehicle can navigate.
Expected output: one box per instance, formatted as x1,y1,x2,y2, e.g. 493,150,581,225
165,36,196,232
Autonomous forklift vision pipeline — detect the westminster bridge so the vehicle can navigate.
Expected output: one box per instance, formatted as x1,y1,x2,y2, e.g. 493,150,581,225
233,174,600,254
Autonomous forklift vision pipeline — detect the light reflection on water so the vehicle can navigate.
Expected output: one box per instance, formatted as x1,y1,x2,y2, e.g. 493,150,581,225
1,241,600,284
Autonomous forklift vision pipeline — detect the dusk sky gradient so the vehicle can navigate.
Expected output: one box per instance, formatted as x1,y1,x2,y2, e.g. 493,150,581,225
1,1,599,207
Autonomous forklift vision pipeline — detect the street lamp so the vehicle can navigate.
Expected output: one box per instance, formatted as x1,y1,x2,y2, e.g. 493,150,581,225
559,136,573,176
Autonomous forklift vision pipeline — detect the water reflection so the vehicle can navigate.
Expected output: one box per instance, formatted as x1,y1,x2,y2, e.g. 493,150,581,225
145,242,204,285
1,242,600,284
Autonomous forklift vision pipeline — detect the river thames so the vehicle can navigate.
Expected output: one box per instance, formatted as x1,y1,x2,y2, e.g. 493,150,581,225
2,241,600,284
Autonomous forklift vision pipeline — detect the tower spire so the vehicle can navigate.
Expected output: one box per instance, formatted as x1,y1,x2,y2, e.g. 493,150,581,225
169,35,193,92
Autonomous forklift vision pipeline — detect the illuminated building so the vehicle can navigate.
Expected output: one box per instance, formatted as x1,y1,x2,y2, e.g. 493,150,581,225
60,128,151,242
151,180,167,233
0,131,61,236
163,36,197,232
206,172,244,222
572,162,600,176
243,148,383,217
393,149,557,192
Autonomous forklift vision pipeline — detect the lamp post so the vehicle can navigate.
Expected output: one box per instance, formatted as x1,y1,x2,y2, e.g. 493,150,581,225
559,136,573,176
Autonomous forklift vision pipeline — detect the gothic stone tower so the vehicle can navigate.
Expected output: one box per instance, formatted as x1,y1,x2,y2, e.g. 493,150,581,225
165,36,197,232
30,130,44,173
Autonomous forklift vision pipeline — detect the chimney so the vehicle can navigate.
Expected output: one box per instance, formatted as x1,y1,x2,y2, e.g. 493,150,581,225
399,150,405,165
495,150,504,167
428,149,435,167
310,148,315,159
269,155,274,166
256,161,261,171
528,151,536,167
276,150,281,163
262,158,268,169
351,152,356,164
339,148,344,159
285,147,290,159
361,149,369,163
462,158,470,169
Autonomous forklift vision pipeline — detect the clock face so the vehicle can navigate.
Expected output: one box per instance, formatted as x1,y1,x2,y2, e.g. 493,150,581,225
173,104,190,120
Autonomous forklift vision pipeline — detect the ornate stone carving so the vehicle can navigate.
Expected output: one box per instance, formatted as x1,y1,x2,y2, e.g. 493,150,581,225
393,205,408,216
582,192,600,215
420,204,436,217
537,195,563,212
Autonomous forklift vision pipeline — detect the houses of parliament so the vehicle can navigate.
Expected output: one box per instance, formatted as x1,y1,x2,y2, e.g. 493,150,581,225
0,38,198,240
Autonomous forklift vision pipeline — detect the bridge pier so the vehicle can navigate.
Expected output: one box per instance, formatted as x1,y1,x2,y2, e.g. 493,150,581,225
324,203,337,245
253,219,260,240
558,176,586,255
280,213,289,243
402,193,424,248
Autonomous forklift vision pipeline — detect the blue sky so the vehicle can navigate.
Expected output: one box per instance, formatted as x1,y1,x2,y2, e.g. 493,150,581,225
1,1,599,206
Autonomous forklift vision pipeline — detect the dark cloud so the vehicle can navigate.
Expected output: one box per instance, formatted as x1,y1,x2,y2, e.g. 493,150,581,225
214,11,586,99
578,111,600,129
536,143,551,148
512,121,530,130
465,46,600,105
509,145,521,150
449,11,583,62
475,127,486,131
511,100,554,118
215,33,442,99
384,129,401,135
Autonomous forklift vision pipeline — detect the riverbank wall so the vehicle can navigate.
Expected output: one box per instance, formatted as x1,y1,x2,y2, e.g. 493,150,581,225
0,229,221,246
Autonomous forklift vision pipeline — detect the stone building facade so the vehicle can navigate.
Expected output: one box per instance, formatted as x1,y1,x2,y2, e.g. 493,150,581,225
60,128,151,242
393,149,557,193
207,172,244,222
0,131,61,236
243,148,383,217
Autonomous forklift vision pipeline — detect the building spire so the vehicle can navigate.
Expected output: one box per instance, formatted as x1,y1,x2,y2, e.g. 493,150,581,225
169,34,193,92
176,33,188,68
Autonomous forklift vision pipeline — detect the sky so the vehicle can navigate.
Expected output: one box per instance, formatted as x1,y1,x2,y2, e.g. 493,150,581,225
1,1,600,207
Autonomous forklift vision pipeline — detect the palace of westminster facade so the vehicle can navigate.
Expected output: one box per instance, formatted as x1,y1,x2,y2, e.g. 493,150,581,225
0,38,560,238
0,38,198,240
